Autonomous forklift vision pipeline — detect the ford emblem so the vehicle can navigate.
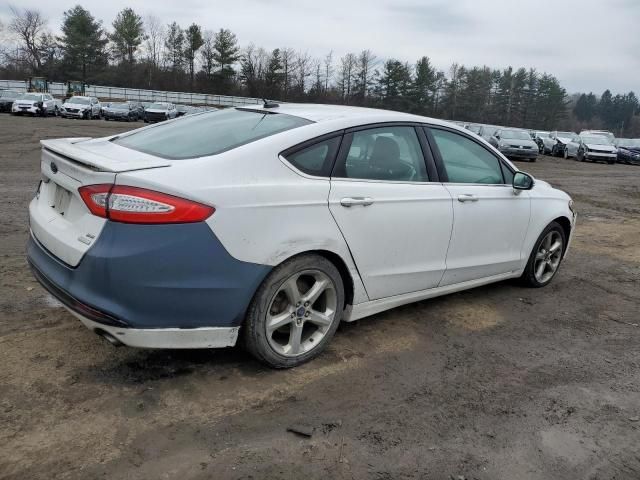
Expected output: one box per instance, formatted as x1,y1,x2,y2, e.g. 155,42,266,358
50,162,58,174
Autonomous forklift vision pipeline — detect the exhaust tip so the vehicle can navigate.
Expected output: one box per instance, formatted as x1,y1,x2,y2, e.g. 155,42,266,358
94,328,124,347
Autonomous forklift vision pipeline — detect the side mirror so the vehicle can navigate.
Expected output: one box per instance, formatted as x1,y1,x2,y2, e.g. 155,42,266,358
495,135,500,140
513,172,534,190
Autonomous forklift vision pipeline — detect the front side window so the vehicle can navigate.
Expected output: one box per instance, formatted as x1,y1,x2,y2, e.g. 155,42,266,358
334,126,428,182
430,128,505,184
115,108,312,159
283,136,341,176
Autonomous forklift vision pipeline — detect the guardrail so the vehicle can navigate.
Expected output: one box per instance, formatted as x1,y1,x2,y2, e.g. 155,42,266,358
0,79,263,107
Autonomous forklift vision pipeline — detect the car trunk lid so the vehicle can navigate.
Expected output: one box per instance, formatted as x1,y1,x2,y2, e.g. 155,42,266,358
30,138,171,267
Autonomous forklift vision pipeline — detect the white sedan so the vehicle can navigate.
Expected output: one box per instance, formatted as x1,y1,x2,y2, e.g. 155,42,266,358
27,104,576,367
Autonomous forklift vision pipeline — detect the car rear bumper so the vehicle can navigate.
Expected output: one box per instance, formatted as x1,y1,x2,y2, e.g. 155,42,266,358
27,221,271,335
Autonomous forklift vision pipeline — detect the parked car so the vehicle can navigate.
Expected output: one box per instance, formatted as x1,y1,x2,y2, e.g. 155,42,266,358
465,123,482,135
103,102,139,122
614,138,640,165
489,128,538,161
126,101,144,120
11,92,59,116
175,104,190,117
580,130,615,144
558,132,582,159
478,124,500,140
144,102,177,123
547,131,580,157
61,96,102,119
27,104,576,367
0,90,23,113
576,135,617,164
533,131,550,153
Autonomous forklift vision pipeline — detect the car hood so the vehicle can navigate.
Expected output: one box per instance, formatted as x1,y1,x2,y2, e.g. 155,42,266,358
620,146,640,154
146,108,169,113
556,136,576,144
15,100,39,106
586,143,616,151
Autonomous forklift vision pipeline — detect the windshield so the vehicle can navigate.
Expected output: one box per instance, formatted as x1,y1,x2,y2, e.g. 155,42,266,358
67,97,90,105
582,136,612,145
148,103,169,109
500,130,530,140
115,108,312,159
467,125,481,133
557,132,575,138
109,103,128,110
22,93,42,101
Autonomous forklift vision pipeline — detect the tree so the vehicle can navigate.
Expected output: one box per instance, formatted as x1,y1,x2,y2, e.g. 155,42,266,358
143,15,164,69
164,22,184,73
353,49,376,105
110,8,144,64
213,28,240,87
376,59,413,111
411,56,437,114
200,30,215,81
337,53,357,103
184,23,203,88
58,5,108,83
239,43,268,97
264,48,283,99
598,90,614,126
9,7,49,72
574,93,597,122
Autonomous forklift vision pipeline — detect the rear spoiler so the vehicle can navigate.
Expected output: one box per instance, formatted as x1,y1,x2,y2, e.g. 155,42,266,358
41,138,171,172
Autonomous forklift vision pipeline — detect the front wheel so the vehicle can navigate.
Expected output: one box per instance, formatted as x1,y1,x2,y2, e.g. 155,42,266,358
521,222,566,288
563,148,569,159
243,254,344,368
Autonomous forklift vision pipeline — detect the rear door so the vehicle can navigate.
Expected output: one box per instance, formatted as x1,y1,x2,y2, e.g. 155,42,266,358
425,126,531,286
30,138,171,266
328,124,453,300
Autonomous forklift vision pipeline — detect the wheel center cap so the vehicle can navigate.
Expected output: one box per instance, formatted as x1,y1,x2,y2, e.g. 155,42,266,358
296,307,306,318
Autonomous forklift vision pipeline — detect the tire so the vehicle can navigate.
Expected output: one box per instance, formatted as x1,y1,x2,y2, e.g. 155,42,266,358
521,221,566,288
563,148,569,159
243,254,345,368
530,157,536,162
607,160,615,165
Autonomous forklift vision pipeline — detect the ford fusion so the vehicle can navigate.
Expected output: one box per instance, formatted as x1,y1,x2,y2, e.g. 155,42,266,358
27,105,576,367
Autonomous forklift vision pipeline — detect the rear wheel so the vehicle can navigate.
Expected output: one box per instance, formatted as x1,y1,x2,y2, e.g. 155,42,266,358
244,254,344,368
563,148,569,159
521,222,566,287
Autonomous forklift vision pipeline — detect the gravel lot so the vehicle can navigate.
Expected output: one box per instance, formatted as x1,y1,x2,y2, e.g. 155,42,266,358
1,115,639,480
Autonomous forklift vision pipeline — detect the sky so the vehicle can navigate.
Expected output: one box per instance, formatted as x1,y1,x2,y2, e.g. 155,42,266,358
1,0,638,94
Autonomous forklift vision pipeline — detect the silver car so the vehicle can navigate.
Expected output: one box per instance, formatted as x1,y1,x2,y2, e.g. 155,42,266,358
576,135,618,164
580,130,615,144
546,131,580,158
489,128,538,162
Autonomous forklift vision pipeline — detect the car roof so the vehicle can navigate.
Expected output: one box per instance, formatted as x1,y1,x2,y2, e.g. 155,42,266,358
237,103,456,128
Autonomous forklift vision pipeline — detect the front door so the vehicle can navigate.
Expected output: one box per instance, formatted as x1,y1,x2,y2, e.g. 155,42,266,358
329,125,453,300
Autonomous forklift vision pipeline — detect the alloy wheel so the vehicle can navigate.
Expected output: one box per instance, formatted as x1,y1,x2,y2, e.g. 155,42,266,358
265,270,338,357
534,231,563,284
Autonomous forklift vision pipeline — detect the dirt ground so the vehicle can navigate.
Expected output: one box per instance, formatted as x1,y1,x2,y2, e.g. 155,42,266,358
1,115,639,480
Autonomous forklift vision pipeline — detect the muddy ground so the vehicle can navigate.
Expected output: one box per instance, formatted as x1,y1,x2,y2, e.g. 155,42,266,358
1,115,639,480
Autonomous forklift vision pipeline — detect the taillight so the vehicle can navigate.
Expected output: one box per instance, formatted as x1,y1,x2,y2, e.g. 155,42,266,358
78,184,214,224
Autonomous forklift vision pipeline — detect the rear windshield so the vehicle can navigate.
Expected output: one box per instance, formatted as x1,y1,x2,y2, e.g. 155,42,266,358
114,108,312,159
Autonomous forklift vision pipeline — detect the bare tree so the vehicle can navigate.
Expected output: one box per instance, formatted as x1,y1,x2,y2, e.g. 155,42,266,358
323,51,334,92
143,14,164,69
280,48,296,100
354,49,377,105
200,30,215,80
8,6,48,72
294,51,312,95
338,53,357,103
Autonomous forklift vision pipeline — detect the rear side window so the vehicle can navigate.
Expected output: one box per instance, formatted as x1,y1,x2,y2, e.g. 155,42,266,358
430,128,505,184
283,136,341,176
115,108,312,159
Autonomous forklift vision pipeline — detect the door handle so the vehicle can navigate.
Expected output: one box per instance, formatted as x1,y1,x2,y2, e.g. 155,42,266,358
457,194,479,203
340,197,374,207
